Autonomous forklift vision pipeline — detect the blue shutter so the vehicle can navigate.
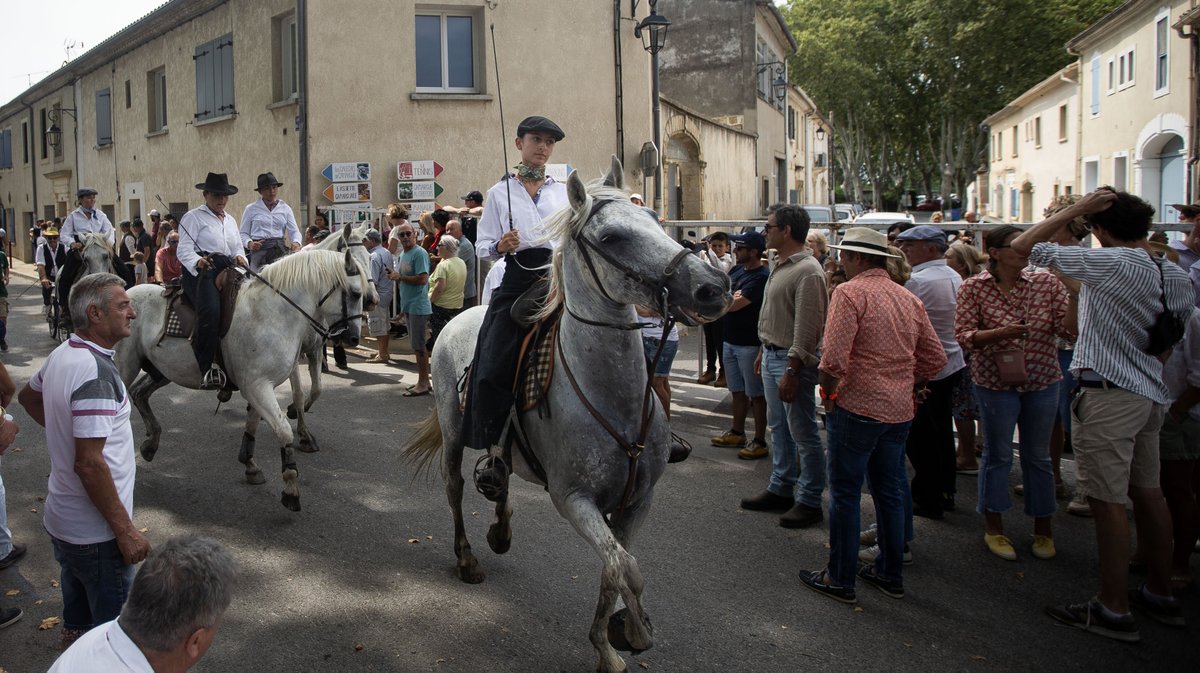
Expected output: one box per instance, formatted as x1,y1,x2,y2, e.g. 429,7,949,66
96,89,112,146
194,40,214,121
215,34,235,115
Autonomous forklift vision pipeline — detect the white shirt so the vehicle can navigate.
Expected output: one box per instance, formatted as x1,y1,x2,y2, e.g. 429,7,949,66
481,257,506,305
1164,311,1200,422
60,207,115,247
178,205,242,275
476,174,568,261
905,259,966,381
240,198,302,248
1030,243,1196,403
30,335,135,545
35,241,68,273
49,619,153,673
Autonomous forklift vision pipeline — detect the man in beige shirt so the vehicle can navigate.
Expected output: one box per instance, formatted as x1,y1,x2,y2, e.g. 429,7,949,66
740,204,829,529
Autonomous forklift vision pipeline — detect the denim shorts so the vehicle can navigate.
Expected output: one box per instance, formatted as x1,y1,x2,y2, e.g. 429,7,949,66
722,343,764,397
642,338,679,378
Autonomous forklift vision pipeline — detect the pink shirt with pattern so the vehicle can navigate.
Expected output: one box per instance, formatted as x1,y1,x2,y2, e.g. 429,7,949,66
820,268,947,424
954,268,1070,392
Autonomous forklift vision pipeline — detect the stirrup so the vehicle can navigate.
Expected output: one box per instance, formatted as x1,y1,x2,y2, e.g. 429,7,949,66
668,432,692,464
201,365,228,391
473,453,510,502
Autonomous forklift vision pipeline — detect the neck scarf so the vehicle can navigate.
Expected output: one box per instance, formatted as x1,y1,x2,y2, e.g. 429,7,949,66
81,207,94,217
515,163,545,183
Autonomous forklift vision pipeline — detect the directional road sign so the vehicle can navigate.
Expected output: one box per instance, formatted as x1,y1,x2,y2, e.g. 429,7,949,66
322,182,372,203
396,160,443,181
400,201,437,215
321,162,371,182
397,181,443,201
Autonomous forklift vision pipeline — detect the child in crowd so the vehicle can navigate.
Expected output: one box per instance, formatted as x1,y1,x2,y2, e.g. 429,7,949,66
132,251,147,285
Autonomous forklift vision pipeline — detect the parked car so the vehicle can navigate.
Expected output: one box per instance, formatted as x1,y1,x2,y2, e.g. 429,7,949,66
854,211,916,227
834,204,857,223
915,198,943,212
800,204,835,224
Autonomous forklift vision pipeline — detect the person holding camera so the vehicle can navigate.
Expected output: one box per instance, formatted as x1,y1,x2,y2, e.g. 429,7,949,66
177,173,247,390
1015,188,1195,641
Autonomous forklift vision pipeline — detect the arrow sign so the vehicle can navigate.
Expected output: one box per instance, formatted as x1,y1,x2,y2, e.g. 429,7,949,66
400,201,437,215
322,182,372,203
397,181,443,201
321,162,371,182
545,164,574,182
397,160,443,180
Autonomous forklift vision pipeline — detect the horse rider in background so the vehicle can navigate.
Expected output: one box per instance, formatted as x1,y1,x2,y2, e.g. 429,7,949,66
58,188,117,321
463,115,568,500
240,172,301,273
177,173,247,390
36,228,68,318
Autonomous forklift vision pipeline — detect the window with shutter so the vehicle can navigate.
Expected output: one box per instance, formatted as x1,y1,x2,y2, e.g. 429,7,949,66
96,89,113,147
1,129,12,169
216,35,235,115
194,40,215,121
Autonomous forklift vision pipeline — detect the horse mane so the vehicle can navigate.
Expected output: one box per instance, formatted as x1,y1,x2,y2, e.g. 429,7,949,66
534,181,631,321
253,249,352,295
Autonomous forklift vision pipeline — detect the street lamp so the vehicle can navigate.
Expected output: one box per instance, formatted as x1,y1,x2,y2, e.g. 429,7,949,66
45,107,77,152
635,0,670,218
755,61,787,105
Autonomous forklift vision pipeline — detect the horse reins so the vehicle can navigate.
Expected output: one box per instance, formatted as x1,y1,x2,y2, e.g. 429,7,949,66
240,263,365,341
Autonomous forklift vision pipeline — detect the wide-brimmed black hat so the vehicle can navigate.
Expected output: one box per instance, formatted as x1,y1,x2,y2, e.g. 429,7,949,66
195,172,239,196
516,115,564,141
256,172,284,191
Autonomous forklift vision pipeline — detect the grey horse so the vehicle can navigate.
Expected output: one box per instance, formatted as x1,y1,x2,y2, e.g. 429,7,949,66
115,249,370,511
404,158,731,673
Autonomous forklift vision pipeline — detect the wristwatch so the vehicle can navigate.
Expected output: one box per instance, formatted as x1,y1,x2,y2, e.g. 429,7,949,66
785,366,800,378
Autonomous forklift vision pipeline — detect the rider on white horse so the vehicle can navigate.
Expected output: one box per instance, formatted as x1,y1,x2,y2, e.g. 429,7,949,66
240,172,302,273
57,187,116,321
177,173,248,390
463,115,568,500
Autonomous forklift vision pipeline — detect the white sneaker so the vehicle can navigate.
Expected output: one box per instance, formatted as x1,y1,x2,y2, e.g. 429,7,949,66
858,543,914,565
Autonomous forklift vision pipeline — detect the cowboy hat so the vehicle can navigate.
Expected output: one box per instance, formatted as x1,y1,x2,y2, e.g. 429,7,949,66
256,172,284,191
829,227,900,258
195,172,239,196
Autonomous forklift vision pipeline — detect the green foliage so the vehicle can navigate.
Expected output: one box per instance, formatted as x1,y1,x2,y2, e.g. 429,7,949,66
781,0,1122,205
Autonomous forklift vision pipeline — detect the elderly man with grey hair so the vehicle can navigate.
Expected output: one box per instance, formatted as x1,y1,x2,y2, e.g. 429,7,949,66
18,273,149,649
49,535,238,672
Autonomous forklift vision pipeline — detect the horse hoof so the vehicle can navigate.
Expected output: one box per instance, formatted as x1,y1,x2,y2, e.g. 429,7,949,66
286,403,297,420
280,492,302,511
297,435,319,453
245,470,266,485
139,441,158,462
456,562,485,584
486,524,512,555
607,609,653,654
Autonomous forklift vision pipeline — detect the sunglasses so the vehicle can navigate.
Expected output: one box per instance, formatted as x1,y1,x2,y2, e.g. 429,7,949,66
398,232,413,238
169,240,179,245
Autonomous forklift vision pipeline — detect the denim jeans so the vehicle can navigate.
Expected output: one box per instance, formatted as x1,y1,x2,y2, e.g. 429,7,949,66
0,457,10,558
1056,349,1075,433
760,350,825,508
974,385,1059,518
826,406,911,588
50,536,136,632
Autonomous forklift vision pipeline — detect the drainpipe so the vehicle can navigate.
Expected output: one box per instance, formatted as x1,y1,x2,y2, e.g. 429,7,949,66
613,0,626,165
297,0,310,221
1177,18,1198,202
26,104,37,239
1067,47,1084,194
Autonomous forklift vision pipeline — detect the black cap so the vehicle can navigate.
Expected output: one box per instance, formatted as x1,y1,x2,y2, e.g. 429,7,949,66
516,115,565,141
76,187,98,198
462,190,484,203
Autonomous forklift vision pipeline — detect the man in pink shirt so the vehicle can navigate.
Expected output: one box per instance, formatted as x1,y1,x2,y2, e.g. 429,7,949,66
799,228,946,604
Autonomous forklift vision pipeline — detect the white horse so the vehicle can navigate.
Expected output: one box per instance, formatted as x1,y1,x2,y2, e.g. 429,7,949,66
116,249,370,511
241,223,379,454
404,158,731,672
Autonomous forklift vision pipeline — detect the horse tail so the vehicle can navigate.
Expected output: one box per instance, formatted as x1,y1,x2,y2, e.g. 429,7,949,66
402,409,445,478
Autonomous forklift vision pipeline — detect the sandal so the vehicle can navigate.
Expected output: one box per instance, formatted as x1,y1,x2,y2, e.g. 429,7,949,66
403,388,431,397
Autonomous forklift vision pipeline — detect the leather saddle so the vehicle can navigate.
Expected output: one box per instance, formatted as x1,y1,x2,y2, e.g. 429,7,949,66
159,269,244,343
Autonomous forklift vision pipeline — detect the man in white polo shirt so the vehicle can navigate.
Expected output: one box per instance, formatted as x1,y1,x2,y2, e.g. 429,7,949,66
18,272,150,649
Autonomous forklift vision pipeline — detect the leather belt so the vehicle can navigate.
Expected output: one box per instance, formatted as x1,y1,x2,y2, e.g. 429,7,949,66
1077,378,1124,391
763,344,786,351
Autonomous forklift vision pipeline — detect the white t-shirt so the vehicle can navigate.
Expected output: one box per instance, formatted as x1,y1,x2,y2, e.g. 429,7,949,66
31,335,135,544
481,257,507,305
49,619,153,673
640,317,679,341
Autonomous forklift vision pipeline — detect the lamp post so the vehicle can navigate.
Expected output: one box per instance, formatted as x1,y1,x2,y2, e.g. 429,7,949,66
635,0,670,218
45,106,77,153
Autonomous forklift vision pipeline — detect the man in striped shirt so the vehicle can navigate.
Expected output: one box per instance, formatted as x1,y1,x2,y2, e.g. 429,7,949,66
1016,188,1195,641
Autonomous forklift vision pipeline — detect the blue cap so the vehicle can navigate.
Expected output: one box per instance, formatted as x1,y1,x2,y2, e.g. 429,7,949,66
730,231,767,251
894,225,947,242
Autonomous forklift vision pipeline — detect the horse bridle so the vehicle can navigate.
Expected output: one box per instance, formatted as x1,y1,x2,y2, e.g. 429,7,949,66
242,263,365,342
568,198,692,330
557,197,691,522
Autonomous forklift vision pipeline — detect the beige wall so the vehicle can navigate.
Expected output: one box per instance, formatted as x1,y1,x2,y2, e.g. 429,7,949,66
662,100,757,219
786,86,830,206
1076,0,1193,220
305,0,651,221
753,6,791,214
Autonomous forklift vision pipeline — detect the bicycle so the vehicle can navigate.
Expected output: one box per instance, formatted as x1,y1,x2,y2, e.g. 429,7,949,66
45,282,67,344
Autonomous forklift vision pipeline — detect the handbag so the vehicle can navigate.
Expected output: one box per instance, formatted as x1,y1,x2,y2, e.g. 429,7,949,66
1146,256,1186,357
992,348,1029,387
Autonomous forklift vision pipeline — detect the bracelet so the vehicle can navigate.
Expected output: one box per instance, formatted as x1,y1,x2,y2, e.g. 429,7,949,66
818,388,838,402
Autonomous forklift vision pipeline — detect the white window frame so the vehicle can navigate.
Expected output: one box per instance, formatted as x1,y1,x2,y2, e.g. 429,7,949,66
1117,46,1135,91
414,9,480,94
1058,103,1068,142
148,67,168,133
1154,11,1170,97
1089,54,1101,117
1082,156,1100,193
1033,115,1042,148
1011,124,1018,158
1112,152,1128,191
1106,57,1115,94
277,12,299,102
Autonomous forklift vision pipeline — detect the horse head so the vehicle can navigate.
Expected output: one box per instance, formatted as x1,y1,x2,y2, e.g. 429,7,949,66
80,233,116,276
255,248,367,349
547,156,731,325
315,223,379,311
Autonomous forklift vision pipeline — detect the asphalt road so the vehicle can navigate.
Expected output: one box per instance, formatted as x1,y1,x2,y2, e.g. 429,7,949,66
0,283,1194,673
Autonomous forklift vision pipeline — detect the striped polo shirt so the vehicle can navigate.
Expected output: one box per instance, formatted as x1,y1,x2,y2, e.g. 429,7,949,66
1029,242,1196,403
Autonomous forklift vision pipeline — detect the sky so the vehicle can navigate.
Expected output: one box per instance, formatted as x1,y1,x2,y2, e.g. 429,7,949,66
0,0,167,107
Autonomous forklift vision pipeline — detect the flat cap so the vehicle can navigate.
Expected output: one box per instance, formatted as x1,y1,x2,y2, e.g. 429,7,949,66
516,115,565,141
894,225,948,242
76,187,98,198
